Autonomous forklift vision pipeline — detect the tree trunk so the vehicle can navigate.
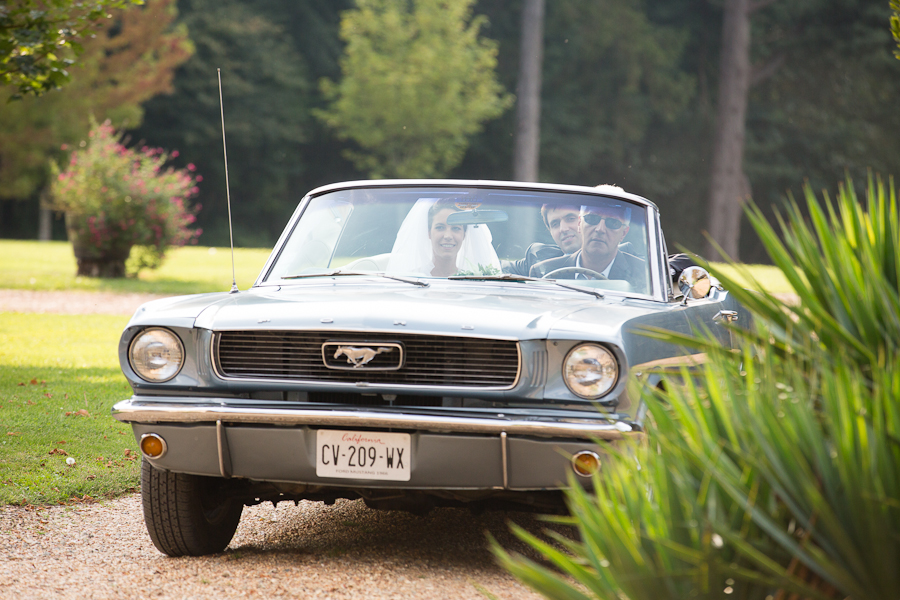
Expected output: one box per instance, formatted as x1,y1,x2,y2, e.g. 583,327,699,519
38,207,52,241
38,188,52,241
513,0,545,182
704,0,752,261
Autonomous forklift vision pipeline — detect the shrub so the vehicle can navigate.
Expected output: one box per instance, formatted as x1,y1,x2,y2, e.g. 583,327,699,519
48,118,201,277
494,176,900,599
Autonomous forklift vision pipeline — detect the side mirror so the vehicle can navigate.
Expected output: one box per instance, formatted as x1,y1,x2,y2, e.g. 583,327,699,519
679,265,713,303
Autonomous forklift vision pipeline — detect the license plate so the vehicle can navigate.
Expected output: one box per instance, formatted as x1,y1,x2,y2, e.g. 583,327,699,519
315,430,411,481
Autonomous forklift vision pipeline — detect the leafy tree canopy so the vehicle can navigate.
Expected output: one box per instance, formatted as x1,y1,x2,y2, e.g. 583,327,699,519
457,0,703,235
133,0,313,247
0,0,143,96
893,0,900,58
539,0,695,182
11,0,895,256
743,1,900,226
316,0,513,179
0,0,192,200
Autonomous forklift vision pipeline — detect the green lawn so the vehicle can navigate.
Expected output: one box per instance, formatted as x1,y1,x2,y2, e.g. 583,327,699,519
0,240,272,505
0,239,272,295
709,261,794,296
0,313,137,505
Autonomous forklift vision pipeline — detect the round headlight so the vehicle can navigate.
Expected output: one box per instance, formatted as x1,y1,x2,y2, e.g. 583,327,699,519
563,344,618,399
129,327,184,382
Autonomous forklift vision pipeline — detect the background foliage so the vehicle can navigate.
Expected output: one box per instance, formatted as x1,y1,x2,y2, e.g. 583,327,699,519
0,0,191,203
125,0,313,246
0,0,143,96
1,0,898,260
892,0,900,57
48,119,202,275
316,0,512,179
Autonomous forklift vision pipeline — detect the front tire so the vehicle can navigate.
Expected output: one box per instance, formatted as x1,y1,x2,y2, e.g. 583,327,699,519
141,458,243,557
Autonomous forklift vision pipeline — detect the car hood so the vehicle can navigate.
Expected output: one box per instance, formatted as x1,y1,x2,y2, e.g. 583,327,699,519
127,280,660,341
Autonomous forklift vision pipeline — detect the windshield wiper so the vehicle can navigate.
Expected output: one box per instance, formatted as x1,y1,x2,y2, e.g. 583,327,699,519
448,274,539,282
547,280,604,298
282,270,429,287
448,273,603,298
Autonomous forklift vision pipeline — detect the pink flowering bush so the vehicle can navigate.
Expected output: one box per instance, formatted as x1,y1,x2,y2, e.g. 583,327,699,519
49,119,202,277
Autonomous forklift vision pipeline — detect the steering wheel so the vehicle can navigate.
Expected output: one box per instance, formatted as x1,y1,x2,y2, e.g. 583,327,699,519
541,266,607,280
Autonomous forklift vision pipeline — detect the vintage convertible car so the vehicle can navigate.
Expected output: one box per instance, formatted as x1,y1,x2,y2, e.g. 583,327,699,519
112,179,744,556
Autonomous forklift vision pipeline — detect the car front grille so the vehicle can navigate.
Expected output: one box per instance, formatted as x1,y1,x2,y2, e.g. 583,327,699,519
214,331,520,389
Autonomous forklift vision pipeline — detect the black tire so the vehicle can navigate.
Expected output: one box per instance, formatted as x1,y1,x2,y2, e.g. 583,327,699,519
141,458,243,557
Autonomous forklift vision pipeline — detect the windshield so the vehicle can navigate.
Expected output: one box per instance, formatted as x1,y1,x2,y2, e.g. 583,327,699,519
264,186,653,296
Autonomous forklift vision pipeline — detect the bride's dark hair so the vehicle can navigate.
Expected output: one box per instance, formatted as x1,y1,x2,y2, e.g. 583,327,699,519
427,198,464,230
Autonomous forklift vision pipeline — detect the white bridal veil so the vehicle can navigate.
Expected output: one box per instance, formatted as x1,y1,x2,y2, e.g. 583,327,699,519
385,198,501,276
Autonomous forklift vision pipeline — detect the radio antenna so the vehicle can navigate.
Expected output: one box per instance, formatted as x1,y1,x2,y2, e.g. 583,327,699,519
218,68,239,294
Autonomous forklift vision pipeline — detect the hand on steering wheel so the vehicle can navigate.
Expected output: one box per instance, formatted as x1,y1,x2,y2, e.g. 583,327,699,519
541,266,607,280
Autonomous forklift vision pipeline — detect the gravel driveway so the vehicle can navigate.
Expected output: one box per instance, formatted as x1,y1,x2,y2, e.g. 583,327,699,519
0,495,553,599
0,289,168,316
0,289,554,599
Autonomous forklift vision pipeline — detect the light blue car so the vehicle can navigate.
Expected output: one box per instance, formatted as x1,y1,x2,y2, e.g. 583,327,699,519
113,179,744,556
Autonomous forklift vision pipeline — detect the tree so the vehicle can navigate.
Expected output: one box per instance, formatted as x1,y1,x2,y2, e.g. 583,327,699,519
892,0,900,58
9,0,897,257
131,0,313,247
703,0,755,260
0,0,142,96
703,0,796,261
0,0,192,237
537,0,695,183
316,0,513,179
512,0,544,182
732,0,900,260
700,0,900,262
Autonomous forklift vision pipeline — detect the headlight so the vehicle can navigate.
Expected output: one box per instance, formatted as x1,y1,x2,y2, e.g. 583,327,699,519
563,344,618,399
129,328,184,382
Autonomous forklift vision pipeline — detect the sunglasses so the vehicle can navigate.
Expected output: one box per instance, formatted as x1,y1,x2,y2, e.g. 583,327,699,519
582,213,625,230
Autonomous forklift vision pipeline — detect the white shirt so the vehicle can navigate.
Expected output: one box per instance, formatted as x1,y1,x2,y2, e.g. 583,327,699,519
575,252,616,279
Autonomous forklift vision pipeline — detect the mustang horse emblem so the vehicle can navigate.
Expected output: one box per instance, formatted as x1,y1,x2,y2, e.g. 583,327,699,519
333,346,394,368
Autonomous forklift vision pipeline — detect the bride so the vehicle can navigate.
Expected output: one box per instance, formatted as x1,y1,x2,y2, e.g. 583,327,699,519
386,198,501,277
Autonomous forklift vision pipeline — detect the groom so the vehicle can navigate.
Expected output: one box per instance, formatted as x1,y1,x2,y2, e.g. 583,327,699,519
504,204,583,276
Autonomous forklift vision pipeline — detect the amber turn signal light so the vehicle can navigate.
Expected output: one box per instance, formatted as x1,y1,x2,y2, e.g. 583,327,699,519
571,450,601,477
140,433,167,459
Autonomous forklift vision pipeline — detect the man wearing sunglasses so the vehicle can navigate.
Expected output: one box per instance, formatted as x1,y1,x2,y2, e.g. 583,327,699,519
529,202,647,293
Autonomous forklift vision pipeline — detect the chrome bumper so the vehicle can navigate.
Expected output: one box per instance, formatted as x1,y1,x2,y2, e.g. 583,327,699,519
112,398,642,441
